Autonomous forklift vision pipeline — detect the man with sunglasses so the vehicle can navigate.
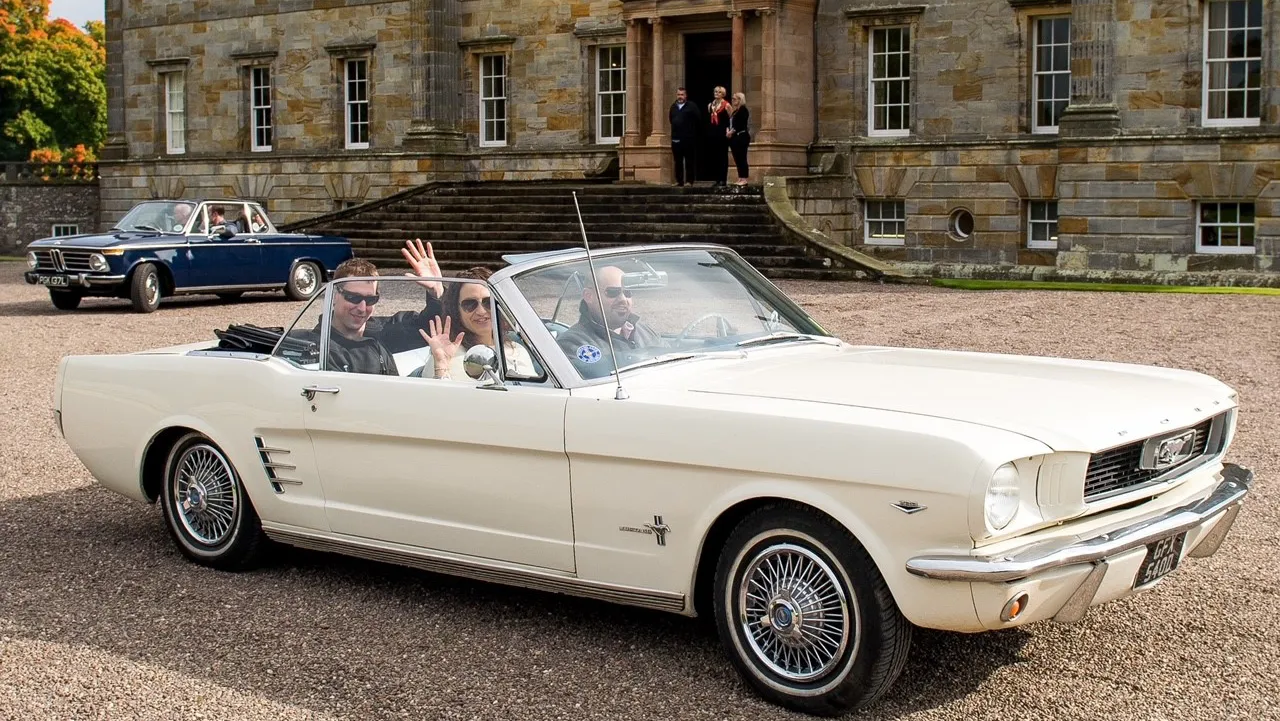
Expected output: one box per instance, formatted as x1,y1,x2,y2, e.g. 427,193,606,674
556,265,663,378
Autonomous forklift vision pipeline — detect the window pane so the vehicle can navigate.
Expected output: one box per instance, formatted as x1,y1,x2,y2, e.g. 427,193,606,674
1228,0,1245,27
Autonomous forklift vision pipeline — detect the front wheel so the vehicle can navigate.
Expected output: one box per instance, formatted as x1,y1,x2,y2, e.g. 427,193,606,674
285,261,321,301
159,432,266,571
713,504,912,716
129,263,161,312
49,290,82,310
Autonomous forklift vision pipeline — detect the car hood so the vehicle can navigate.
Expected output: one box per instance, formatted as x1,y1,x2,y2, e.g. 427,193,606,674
27,231,180,249
674,344,1234,452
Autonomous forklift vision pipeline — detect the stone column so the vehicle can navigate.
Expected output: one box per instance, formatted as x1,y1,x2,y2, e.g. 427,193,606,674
648,17,668,145
624,19,643,146
758,8,777,142
404,0,466,149
729,11,744,96
100,0,127,160
1057,0,1120,136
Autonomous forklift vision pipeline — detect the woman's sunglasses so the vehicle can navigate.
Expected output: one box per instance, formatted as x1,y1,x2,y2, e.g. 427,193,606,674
460,296,492,313
338,289,380,306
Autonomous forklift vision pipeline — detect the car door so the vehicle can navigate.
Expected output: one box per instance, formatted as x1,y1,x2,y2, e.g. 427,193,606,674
244,202,295,285
186,203,262,288
301,372,575,572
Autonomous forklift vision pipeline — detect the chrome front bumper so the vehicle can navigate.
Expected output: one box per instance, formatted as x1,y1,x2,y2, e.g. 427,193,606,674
24,271,126,289
906,463,1253,584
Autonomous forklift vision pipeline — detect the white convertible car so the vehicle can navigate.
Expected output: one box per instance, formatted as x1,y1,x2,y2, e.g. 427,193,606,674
53,244,1253,715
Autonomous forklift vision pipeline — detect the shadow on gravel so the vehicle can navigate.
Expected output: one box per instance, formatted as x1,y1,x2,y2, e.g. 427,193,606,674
0,293,294,318
0,485,1029,719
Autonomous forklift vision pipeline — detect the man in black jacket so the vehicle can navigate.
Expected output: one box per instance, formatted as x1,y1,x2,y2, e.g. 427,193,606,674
668,87,701,186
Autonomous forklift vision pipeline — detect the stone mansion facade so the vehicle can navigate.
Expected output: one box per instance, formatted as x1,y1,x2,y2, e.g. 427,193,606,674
97,0,1279,276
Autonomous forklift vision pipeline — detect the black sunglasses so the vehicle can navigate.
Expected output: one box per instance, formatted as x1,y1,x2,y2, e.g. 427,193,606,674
460,296,492,313
604,286,632,299
338,288,380,306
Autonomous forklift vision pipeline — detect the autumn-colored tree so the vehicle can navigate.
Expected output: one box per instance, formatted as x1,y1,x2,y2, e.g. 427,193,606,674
0,0,107,161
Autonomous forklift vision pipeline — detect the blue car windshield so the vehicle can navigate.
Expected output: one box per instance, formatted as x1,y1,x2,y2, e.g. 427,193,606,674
114,201,199,234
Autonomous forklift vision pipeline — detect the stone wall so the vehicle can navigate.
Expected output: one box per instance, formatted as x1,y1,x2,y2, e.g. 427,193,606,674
0,166,100,255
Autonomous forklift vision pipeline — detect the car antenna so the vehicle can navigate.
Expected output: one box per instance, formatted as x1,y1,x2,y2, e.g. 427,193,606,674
572,190,628,401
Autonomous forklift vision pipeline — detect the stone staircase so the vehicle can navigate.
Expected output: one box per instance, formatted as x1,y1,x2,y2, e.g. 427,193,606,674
286,180,862,280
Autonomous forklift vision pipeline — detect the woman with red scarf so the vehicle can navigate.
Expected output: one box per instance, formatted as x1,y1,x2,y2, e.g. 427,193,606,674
706,86,732,187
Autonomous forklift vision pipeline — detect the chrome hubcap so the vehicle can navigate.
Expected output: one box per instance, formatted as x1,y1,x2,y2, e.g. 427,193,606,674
174,444,238,546
739,543,853,682
294,264,317,296
145,274,159,304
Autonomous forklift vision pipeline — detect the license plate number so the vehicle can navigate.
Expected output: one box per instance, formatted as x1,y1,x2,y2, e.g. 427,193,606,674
1133,531,1187,588
37,275,69,287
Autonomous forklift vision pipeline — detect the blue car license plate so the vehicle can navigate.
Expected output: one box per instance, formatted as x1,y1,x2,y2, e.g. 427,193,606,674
1133,531,1187,588
36,275,69,287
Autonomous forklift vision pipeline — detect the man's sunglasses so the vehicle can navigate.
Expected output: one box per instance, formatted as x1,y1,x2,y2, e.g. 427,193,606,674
338,289,380,306
604,286,633,299
460,296,492,313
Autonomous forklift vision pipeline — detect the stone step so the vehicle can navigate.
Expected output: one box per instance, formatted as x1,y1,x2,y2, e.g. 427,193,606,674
357,242,801,261
426,184,761,198
327,221,778,236
344,230,783,246
319,211,772,227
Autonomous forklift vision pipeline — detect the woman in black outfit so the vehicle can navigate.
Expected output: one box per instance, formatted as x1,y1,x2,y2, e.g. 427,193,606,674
728,92,751,186
706,86,732,186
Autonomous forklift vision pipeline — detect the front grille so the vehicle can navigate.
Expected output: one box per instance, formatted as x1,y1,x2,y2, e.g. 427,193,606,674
1084,415,1221,501
32,249,96,272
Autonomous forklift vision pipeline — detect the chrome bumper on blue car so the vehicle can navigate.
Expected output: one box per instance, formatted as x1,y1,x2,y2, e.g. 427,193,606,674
24,271,126,288
906,463,1254,583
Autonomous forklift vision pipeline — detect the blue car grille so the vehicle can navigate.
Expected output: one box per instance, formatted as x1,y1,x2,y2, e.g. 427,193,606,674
1083,415,1222,501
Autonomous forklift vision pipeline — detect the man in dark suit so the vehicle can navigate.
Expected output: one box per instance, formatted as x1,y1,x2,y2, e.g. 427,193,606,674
668,87,701,186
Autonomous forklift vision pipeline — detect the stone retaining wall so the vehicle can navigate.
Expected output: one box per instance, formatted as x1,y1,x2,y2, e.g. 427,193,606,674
0,165,101,255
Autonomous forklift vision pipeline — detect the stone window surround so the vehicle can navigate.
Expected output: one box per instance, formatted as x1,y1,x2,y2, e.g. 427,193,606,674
864,198,907,245
574,25,628,146
1006,0,1072,137
478,53,509,147
232,50,279,154
325,42,377,152
145,57,190,156
844,6,924,140
460,36,515,149
1195,200,1257,254
1200,0,1264,128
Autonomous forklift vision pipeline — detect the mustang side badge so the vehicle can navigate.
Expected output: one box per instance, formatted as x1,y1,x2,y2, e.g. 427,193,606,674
620,515,671,546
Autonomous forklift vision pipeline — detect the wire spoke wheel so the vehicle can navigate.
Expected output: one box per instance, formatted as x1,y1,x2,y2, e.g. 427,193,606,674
738,542,854,682
172,443,239,547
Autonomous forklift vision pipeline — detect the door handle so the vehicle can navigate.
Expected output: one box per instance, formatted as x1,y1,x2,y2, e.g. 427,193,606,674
244,238,261,243
301,385,340,400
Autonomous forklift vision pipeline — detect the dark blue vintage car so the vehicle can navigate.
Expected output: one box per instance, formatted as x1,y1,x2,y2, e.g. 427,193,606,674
23,199,353,312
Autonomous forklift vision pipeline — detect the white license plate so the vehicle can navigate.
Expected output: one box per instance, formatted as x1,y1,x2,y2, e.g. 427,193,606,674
37,275,70,287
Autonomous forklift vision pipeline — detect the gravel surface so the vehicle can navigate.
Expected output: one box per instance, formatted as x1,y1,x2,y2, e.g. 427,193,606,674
1,261,1276,720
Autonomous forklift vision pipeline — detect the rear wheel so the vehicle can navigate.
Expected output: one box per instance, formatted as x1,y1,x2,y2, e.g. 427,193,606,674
285,261,321,301
159,432,266,571
129,263,161,312
713,504,912,716
49,290,82,310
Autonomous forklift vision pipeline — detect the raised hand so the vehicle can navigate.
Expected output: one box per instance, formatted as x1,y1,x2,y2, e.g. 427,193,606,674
402,238,444,298
419,315,464,372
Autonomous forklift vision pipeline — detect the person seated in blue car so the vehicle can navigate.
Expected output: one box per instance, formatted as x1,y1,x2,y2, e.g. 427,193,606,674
555,265,664,378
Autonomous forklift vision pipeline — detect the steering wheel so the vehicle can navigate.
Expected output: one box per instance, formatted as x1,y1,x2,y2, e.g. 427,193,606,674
675,313,737,345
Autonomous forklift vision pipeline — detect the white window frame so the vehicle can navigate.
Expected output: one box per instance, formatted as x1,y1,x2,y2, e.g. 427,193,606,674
1202,0,1263,127
344,58,370,150
250,66,273,152
596,45,626,144
51,224,79,237
163,71,185,155
864,200,906,245
868,26,911,137
1196,201,1256,254
1031,16,1071,134
480,54,508,147
1027,200,1059,249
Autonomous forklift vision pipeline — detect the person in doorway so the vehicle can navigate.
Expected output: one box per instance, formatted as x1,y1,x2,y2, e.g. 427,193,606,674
669,87,701,186
706,86,732,187
727,92,752,186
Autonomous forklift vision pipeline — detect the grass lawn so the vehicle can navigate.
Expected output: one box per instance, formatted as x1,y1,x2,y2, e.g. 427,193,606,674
929,278,1280,295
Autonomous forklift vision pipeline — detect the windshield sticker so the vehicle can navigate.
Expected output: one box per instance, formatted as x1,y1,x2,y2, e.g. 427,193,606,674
576,344,602,364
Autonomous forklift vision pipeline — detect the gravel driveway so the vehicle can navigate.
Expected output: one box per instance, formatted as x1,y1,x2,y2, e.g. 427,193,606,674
1,260,1276,721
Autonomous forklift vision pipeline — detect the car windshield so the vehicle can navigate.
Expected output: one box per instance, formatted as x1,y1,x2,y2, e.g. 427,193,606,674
114,201,199,234
511,247,834,380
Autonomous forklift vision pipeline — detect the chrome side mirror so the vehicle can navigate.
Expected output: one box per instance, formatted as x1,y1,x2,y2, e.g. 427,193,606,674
463,345,505,389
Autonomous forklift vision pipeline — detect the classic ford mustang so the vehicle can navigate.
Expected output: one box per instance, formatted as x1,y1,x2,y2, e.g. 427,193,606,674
51,244,1253,715
24,199,351,312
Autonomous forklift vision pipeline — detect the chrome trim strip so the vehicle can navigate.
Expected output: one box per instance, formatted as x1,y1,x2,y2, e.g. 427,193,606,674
261,524,688,614
906,463,1253,583
176,283,283,292
262,461,297,471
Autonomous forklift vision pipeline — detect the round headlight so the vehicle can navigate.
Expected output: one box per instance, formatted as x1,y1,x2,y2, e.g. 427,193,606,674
26,251,37,269
985,463,1021,531
88,253,109,272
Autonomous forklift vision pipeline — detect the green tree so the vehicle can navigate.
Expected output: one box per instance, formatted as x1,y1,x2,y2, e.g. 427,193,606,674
0,0,107,161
